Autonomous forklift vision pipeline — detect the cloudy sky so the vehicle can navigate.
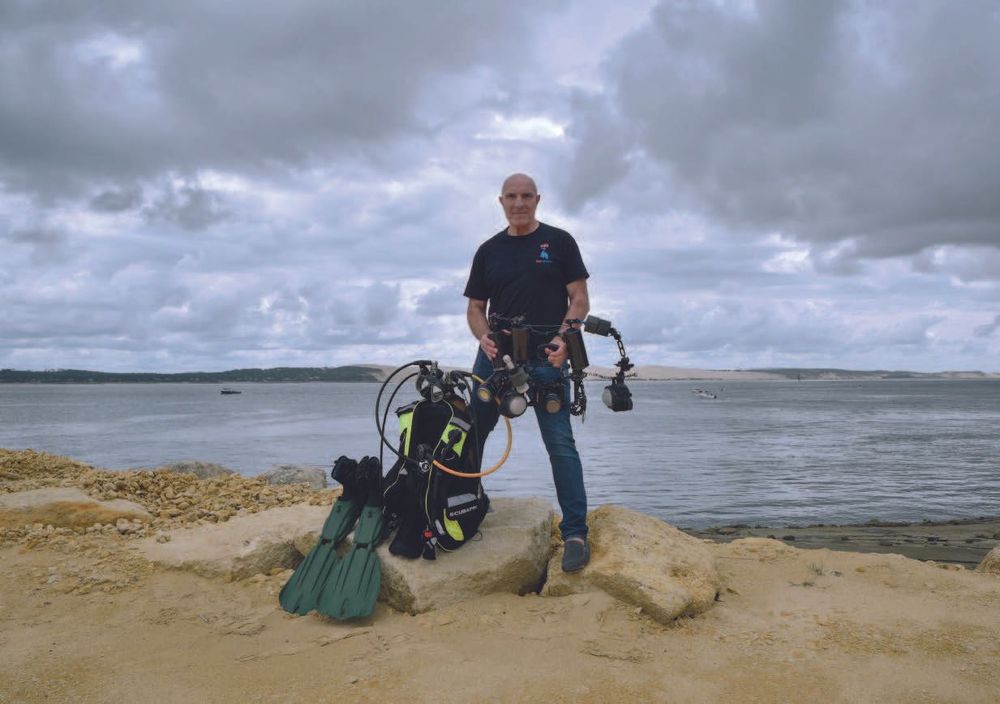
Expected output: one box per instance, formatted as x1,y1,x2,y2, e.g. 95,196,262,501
2,0,998,373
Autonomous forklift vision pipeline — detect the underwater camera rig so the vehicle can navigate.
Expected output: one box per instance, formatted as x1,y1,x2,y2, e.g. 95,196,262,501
476,313,634,419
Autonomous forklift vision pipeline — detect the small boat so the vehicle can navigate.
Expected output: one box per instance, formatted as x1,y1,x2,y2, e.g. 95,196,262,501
692,388,718,399
220,388,242,395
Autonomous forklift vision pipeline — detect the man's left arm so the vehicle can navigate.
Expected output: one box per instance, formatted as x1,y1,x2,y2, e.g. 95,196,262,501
546,278,590,367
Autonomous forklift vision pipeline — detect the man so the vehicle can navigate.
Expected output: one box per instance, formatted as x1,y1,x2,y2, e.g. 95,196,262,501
463,173,592,572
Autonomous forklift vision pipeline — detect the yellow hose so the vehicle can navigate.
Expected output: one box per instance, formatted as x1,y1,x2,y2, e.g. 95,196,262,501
433,415,512,478
433,372,514,478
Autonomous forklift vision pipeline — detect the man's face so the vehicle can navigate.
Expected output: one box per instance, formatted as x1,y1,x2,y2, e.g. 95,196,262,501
499,177,540,229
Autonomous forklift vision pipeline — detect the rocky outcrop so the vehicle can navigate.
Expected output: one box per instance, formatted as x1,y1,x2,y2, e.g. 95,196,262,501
377,497,554,614
259,465,328,490
137,504,329,580
0,449,336,547
543,505,720,625
0,449,95,487
158,461,235,479
0,487,152,530
977,546,1000,575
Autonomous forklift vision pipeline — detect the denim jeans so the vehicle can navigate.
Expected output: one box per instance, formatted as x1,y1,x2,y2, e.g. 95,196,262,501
471,349,588,540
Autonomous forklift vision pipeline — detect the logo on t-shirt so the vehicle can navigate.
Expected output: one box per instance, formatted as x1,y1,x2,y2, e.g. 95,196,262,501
536,243,551,264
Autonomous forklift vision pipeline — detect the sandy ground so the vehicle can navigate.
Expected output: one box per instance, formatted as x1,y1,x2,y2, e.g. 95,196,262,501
3,450,999,703
3,528,1000,703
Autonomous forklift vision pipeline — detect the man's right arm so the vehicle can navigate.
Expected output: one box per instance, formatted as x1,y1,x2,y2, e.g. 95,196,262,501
467,298,498,360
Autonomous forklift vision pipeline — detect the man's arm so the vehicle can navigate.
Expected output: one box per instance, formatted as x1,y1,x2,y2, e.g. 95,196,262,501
546,278,590,367
467,298,498,360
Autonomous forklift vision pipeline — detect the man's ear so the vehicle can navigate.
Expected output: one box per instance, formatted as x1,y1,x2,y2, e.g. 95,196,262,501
536,194,541,204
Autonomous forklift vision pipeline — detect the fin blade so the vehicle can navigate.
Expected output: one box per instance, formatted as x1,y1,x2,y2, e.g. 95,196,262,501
315,508,384,619
278,497,364,614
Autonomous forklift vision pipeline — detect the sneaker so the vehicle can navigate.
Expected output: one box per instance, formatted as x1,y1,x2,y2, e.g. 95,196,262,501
561,536,590,572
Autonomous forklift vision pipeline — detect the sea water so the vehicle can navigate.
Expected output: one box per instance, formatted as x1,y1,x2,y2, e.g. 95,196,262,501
2,379,998,528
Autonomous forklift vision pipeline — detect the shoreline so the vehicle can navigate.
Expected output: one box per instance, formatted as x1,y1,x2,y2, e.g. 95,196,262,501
4,375,999,384
2,446,995,566
685,516,1000,567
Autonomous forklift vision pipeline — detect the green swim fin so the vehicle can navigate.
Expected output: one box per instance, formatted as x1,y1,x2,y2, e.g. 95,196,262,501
315,456,384,620
279,456,366,615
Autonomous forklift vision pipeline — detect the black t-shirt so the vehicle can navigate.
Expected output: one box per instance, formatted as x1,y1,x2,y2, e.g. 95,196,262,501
463,222,589,349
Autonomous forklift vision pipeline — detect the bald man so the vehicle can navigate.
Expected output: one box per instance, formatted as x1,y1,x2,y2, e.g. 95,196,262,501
464,173,592,572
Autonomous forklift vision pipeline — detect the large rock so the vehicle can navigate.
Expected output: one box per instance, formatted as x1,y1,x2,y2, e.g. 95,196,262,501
259,464,327,490
158,461,235,479
0,487,152,529
137,504,329,580
977,546,1000,575
137,497,555,613
543,504,720,625
377,497,554,614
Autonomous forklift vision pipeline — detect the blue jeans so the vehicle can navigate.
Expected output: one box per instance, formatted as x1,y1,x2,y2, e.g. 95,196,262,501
471,349,588,540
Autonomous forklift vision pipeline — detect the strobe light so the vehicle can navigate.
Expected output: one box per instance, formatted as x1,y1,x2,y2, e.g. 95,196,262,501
602,381,633,412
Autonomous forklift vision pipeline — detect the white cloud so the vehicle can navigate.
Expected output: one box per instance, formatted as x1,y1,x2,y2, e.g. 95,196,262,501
76,32,146,69
477,114,566,142
762,249,810,274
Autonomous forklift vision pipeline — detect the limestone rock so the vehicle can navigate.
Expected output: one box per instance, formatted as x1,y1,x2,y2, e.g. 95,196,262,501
543,504,720,625
378,497,554,614
292,520,328,556
976,546,1000,575
137,504,329,580
259,464,328,490
0,487,152,530
159,461,235,479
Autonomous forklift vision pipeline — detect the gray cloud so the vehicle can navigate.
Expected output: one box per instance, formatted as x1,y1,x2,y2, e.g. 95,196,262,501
613,297,946,372
974,314,1000,339
0,1,561,201
557,93,634,211
144,182,229,230
909,246,1000,284
5,226,74,265
8,227,64,246
413,281,466,319
90,186,143,213
564,0,1000,260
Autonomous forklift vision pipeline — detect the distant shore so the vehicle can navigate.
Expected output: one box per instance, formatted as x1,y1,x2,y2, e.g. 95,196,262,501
3,364,998,384
615,366,1000,381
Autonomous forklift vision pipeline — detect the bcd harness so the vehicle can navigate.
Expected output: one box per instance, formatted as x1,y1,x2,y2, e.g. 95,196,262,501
381,398,490,559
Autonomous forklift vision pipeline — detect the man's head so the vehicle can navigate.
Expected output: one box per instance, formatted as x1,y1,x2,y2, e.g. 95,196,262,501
499,173,540,235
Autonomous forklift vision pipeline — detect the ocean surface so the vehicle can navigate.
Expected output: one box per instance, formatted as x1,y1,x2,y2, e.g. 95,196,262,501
2,379,998,528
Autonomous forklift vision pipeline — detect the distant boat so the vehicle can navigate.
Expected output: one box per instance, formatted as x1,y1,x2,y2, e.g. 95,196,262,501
220,388,242,395
692,388,718,399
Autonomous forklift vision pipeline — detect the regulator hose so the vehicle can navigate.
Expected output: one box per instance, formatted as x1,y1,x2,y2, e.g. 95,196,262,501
374,366,513,478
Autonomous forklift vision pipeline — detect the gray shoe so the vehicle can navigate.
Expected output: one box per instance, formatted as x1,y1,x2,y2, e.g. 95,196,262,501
561,536,590,572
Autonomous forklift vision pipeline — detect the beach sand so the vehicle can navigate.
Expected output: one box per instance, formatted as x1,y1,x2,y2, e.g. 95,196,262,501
2,450,999,703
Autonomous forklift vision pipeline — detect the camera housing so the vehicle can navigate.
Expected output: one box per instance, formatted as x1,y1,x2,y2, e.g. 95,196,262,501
535,379,565,414
477,350,532,418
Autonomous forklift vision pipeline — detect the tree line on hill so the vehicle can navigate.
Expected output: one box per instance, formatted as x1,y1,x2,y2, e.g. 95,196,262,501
0,366,384,384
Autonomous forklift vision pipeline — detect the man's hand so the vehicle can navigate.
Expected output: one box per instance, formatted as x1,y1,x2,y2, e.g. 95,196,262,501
479,332,499,360
546,335,567,367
